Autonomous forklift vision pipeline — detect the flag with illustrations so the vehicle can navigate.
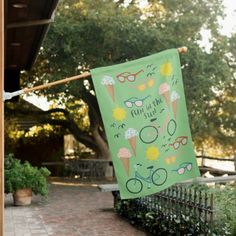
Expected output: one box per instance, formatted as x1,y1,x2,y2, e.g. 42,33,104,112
91,49,200,199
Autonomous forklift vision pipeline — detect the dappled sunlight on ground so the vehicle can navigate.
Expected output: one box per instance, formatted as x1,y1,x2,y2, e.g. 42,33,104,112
5,183,146,236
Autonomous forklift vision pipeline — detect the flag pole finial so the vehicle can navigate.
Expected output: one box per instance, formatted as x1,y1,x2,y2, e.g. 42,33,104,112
177,46,188,53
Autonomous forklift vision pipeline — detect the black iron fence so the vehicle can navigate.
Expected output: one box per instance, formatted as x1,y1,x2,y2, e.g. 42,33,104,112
42,154,235,178
63,158,113,179
115,185,214,235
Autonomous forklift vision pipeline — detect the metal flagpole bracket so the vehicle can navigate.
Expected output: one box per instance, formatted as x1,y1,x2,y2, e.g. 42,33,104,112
4,90,25,101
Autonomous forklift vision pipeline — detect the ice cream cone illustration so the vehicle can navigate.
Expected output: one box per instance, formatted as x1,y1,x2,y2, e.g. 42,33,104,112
128,136,136,156
117,147,132,176
120,158,130,175
163,92,170,107
171,91,180,119
172,100,177,118
105,84,115,102
158,83,170,108
125,128,138,156
101,75,115,102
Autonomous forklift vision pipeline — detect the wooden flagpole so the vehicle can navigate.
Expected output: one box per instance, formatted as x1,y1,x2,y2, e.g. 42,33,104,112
23,47,187,94
23,71,91,93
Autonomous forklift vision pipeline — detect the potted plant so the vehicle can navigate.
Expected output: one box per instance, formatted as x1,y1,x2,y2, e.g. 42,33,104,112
4,154,51,206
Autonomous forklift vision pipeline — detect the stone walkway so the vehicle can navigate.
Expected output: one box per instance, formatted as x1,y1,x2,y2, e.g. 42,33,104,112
4,182,147,236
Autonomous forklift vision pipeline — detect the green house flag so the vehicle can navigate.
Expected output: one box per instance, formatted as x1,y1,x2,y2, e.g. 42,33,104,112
91,49,200,199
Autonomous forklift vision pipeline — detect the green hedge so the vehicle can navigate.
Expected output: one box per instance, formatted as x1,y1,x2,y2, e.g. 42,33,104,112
115,184,236,235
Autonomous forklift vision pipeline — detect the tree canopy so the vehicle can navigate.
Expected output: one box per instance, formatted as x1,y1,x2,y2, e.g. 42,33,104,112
17,0,236,158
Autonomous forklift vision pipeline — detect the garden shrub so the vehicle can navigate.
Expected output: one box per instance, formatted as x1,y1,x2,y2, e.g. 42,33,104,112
115,184,236,235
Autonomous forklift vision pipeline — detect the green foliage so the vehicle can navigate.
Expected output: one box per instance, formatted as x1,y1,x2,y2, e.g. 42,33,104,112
115,184,236,235
210,185,236,236
21,0,236,156
187,183,236,235
5,154,51,196
115,198,213,235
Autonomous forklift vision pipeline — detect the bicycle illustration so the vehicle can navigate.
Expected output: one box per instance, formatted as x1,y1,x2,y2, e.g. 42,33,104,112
139,118,177,144
126,163,168,194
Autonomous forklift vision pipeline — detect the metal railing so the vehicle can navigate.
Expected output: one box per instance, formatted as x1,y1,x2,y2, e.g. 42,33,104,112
116,185,214,235
63,158,112,179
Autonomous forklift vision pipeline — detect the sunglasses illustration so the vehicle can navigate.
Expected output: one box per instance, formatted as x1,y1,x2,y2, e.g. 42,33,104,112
116,69,144,83
169,136,188,150
124,95,150,108
172,162,192,175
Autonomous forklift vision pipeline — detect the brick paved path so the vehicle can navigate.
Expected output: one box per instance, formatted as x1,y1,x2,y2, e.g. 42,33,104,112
5,183,147,236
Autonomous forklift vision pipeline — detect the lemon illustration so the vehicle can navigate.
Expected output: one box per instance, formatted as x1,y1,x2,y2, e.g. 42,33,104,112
137,84,146,91
113,107,126,121
147,79,154,87
160,62,173,77
146,146,159,160
171,156,176,163
165,158,171,164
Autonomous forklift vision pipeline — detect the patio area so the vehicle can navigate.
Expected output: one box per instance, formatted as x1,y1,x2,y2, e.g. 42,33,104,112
4,182,146,236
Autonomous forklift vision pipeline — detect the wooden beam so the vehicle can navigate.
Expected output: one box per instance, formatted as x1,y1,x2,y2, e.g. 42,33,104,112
0,0,4,234
197,155,234,162
7,19,53,29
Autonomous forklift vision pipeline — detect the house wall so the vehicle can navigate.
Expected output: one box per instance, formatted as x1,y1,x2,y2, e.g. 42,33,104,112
0,0,4,233
13,136,64,175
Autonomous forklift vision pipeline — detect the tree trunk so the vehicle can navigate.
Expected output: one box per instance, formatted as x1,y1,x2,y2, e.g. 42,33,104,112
92,127,111,160
5,102,111,160
234,153,236,172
